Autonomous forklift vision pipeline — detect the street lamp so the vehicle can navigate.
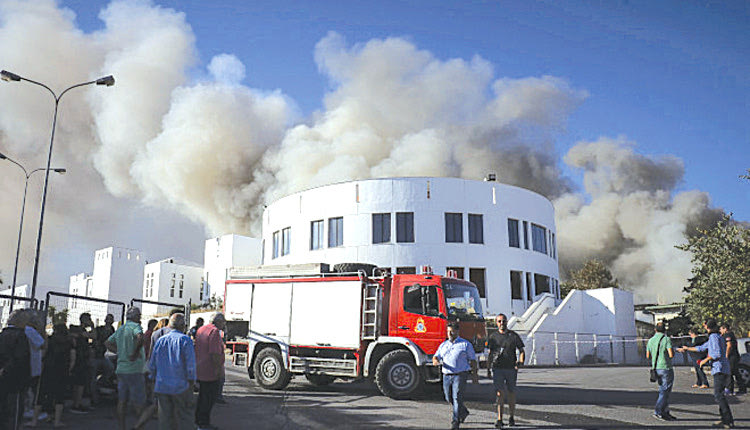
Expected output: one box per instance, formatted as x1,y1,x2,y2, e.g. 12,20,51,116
1,70,114,302
0,152,65,311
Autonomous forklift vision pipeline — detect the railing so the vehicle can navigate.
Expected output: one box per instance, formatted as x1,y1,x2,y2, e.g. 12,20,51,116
45,291,126,325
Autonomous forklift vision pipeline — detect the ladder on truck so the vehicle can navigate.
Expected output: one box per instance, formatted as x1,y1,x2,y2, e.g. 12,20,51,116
361,281,381,340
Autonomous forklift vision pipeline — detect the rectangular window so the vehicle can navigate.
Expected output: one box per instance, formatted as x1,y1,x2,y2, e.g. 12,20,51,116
523,221,529,249
310,220,324,250
526,272,533,299
170,274,175,298
272,230,280,259
396,267,416,274
445,213,463,243
508,218,520,248
469,268,486,298
531,223,547,254
446,267,465,279
282,227,291,256
396,212,414,243
200,277,204,301
510,271,523,300
551,232,556,259
534,273,551,294
372,213,391,244
179,277,184,299
328,217,343,247
468,214,483,244
403,285,440,316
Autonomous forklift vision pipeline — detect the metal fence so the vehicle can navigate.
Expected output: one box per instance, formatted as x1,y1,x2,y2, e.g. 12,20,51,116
44,291,126,327
130,298,191,324
0,294,39,326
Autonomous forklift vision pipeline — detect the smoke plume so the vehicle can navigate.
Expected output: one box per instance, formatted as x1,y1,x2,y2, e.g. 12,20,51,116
0,1,726,303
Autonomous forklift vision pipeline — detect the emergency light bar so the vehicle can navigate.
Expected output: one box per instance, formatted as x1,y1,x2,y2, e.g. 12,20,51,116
419,265,433,275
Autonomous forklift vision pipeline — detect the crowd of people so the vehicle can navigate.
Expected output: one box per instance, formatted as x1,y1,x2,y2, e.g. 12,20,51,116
647,319,746,429
0,307,227,430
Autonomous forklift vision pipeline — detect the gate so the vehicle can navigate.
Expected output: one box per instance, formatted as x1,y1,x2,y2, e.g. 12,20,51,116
130,298,191,326
45,291,126,327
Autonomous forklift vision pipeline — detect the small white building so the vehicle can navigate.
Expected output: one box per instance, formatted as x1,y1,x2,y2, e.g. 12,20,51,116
261,177,560,316
203,234,262,302
67,273,94,324
0,285,29,326
141,258,203,319
90,246,146,303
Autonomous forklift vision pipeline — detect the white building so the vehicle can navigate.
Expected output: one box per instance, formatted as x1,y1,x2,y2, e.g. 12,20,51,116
203,234,262,302
261,177,560,316
141,258,203,319
0,285,29,326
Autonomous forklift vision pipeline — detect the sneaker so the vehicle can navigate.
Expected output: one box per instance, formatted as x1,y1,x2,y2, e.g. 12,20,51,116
451,421,460,430
711,421,734,429
652,413,666,421
458,408,469,423
663,413,677,421
508,416,515,426
37,412,48,421
494,420,503,429
69,406,89,414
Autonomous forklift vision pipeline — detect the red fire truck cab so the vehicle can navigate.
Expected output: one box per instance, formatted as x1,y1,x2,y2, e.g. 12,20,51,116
224,263,487,399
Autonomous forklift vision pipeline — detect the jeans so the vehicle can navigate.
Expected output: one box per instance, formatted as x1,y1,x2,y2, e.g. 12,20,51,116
442,373,468,424
654,369,674,416
713,373,734,425
728,356,747,393
692,361,709,386
89,356,114,403
195,380,220,427
157,388,194,430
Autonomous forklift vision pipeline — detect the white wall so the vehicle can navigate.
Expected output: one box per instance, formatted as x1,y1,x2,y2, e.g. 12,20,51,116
0,285,29,326
141,259,203,320
261,177,559,316
204,235,262,302
90,246,146,303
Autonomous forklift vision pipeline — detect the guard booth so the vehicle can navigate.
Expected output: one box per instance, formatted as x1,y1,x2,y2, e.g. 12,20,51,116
44,291,126,327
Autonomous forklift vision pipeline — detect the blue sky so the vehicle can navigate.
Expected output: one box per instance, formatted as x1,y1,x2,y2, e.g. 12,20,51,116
62,0,750,220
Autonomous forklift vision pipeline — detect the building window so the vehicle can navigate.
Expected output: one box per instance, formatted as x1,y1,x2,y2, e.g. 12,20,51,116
281,227,291,256
403,285,440,316
396,212,414,243
445,213,463,243
272,230,280,259
526,272,533,299
328,217,343,247
170,274,175,298
310,220,324,250
510,271,523,300
469,268,486,298
532,224,548,254
468,214,483,244
372,213,391,244
534,273,550,294
523,221,529,249
551,232,556,259
179,274,184,299
508,218,520,248
396,267,416,274
200,277,204,301
446,267,465,279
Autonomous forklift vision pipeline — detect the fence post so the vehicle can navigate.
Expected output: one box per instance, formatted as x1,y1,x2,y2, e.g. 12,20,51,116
574,332,580,364
609,334,614,363
554,332,559,366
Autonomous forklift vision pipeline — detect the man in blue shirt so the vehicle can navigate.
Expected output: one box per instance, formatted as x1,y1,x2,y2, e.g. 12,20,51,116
148,313,196,430
433,321,478,430
679,319,734,429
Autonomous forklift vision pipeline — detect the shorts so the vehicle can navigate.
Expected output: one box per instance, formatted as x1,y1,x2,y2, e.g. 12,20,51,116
492,368,518,392
117,373,146,405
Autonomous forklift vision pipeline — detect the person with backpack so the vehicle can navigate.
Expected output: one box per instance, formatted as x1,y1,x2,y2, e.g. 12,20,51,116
646,322,676,421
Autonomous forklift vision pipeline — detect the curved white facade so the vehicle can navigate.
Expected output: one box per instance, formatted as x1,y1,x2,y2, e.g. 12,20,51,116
261,177,559,316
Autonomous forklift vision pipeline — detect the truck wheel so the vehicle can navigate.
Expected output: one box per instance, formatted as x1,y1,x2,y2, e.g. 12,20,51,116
333,263,378,276
739,364,750,388
305,373,335,386
253,348,291,390
375,350,422,399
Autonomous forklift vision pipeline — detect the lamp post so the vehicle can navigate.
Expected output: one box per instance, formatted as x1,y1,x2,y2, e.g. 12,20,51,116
0,152,65,311
1,70,114,302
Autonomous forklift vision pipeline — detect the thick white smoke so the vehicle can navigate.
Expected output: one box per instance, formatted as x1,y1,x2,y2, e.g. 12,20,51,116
0,1,725,304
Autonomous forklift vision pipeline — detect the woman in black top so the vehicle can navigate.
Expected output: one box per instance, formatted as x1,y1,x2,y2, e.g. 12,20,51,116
36,324,74,428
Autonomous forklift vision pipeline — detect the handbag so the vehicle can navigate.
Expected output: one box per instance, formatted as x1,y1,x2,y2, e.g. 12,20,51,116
649,335,664,383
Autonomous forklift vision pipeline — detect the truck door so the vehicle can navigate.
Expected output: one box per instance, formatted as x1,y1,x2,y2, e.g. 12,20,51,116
392,283,446,354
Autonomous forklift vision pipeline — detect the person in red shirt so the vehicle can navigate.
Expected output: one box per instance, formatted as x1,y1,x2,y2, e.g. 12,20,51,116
194,313,226,430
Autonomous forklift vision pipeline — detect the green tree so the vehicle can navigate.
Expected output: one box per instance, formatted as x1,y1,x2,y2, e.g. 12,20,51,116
676,215,750,335
560,259,620,297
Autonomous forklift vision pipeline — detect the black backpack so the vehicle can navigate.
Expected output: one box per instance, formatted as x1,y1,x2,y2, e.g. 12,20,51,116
0,327,31,391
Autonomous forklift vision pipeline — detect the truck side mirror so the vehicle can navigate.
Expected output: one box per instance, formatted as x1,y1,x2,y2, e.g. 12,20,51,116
439,313,447,320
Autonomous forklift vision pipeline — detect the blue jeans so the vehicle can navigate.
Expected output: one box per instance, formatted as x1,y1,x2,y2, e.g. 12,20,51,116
442,373,468,424
654,369,674,416
713,373,734,425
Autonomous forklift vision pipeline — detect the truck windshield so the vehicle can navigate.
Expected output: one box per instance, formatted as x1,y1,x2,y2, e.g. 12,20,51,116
443,282,484,320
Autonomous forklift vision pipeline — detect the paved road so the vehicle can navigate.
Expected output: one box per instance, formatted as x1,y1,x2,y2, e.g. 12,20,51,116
45,365,748,429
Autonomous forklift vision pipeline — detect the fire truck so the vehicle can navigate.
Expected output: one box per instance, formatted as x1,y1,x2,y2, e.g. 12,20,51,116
224,263,487,399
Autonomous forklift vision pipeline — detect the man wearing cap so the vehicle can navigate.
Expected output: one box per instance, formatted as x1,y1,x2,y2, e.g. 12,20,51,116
106,307,148,430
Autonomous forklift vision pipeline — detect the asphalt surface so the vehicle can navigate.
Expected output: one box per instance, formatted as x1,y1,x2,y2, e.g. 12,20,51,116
34,364,748,429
